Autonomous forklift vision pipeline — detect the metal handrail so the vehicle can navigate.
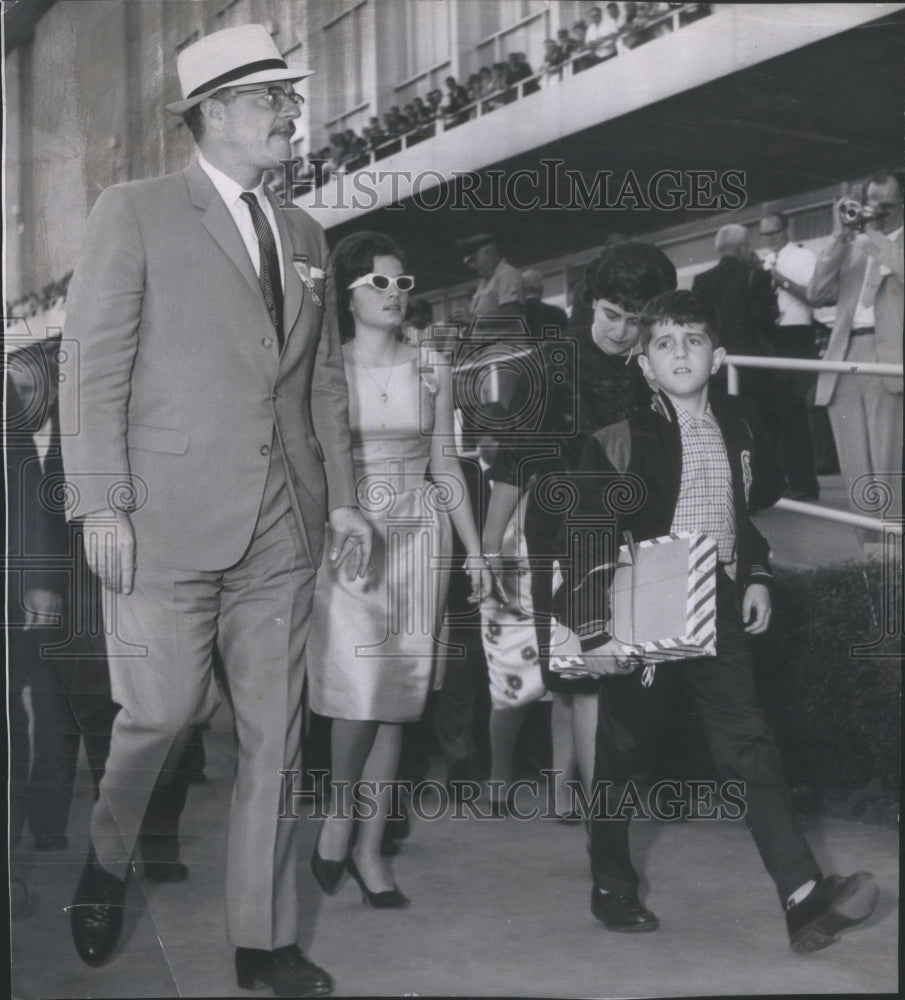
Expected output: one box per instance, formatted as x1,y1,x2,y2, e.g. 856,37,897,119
455,348,902,535
725,354,903,394
772,497,901,535
726,353,903,535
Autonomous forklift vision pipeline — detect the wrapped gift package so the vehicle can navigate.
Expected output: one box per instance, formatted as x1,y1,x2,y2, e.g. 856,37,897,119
610,530,717,662
547,618,595,679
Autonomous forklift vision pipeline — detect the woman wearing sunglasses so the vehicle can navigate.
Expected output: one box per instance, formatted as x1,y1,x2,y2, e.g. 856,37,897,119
306,231,490,907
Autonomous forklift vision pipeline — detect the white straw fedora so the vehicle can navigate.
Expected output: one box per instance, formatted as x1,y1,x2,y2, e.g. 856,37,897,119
166,24,312,115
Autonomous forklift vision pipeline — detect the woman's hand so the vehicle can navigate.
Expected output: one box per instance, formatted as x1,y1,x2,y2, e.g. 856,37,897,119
481,551,508,605
463,554,493,605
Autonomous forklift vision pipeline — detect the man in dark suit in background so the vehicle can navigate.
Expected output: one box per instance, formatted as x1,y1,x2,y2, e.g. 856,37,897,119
693,223,782,459
521,269,568,339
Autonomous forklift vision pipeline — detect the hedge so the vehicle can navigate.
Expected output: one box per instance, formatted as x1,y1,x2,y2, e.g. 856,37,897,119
752,562,901,819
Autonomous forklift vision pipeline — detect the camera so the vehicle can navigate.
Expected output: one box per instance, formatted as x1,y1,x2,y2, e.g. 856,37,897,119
838,198,876,229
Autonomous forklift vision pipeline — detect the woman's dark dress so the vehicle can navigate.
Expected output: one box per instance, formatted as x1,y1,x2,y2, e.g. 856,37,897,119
491,329,653,692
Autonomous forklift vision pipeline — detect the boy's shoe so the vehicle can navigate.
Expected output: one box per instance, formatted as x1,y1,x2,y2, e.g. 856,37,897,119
235,944,334,996
787,872,879,953
591,887,659,932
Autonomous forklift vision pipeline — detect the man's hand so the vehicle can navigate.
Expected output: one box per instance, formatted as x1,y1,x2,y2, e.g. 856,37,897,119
24,588,64,629
742,582,771,634
831,195,856,240
328,506,372,580
81,508,135,594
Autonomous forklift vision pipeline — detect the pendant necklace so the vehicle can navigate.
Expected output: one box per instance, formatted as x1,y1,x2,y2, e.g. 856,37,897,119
353,339,398,404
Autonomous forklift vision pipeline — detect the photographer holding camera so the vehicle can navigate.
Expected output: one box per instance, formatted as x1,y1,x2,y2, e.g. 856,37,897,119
808,169,904,522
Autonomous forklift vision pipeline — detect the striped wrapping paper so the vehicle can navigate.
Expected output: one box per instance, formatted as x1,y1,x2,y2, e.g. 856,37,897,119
609,531,717,663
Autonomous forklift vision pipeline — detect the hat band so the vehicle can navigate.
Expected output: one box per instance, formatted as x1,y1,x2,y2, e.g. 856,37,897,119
186,57,289,99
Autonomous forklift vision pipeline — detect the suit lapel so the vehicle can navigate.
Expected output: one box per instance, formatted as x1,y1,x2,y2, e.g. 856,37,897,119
186,162,263,302
266,191,305,346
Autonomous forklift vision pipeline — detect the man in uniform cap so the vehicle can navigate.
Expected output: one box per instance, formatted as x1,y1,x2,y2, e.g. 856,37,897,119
458,233,525,320
62,23,371,996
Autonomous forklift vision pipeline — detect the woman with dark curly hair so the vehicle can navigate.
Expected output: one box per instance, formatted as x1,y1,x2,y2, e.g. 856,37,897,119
481,242,677,815
306,231,489,907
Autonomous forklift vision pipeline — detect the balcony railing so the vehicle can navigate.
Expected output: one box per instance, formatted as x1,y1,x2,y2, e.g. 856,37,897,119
303,3,712,190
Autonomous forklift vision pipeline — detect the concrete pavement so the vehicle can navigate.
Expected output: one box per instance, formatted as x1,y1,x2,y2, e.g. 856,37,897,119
9,473,899,998
9,711,899,998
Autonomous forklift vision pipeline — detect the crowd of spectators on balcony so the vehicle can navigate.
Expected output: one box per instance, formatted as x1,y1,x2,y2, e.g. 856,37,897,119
304,2,710,185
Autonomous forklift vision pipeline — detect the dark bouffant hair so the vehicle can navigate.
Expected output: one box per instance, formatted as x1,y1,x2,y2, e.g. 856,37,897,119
639,289,721,350
331,231,408,342
583,242,677,313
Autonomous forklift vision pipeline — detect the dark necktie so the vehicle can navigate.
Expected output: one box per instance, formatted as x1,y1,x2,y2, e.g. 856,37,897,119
240,191,284,349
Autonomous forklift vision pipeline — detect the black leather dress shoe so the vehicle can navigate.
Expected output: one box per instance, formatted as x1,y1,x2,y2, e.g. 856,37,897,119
787,872,879,953
235,944,334,996
591,887,659,932
70,850,127,966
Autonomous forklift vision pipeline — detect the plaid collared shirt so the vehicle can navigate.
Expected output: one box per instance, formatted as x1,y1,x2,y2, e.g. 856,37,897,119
670,404,736,564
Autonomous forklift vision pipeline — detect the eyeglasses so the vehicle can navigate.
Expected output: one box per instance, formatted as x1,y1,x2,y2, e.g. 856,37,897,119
228,85,305,110
760,229,785,237
348,273,415,292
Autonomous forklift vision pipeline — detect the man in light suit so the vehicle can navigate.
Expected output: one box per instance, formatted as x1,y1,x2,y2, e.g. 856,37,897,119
60,25,371,996
809,169,904,520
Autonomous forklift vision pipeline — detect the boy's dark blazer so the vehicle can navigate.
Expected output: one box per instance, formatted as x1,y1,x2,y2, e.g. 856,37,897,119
558,391,782,650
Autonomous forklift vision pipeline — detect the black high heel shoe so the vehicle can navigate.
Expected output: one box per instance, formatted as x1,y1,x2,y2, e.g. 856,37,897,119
310,842,345,896
346,855,410,909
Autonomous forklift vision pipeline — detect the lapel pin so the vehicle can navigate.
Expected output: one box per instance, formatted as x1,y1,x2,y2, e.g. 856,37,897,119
292,254,322,306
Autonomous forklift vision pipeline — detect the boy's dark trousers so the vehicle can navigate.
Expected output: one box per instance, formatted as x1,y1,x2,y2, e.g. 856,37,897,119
589,570,821,902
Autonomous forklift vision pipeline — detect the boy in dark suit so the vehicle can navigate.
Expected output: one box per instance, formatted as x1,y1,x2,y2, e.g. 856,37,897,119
558,290,878,952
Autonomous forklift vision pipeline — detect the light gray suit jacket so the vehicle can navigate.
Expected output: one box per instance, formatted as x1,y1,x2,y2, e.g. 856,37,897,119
61,161,356,570
809,228,904,406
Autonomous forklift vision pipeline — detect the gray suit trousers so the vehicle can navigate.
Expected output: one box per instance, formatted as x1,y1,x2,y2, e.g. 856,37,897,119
91,456,316,948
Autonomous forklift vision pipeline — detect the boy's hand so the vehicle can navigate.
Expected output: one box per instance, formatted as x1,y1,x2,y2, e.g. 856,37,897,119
742,583,771,634
549,624,640,676
583,639,645,676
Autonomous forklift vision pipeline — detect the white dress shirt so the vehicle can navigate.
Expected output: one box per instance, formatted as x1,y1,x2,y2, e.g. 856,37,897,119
198,154,285,286
852,224,903,328
761,241,816,326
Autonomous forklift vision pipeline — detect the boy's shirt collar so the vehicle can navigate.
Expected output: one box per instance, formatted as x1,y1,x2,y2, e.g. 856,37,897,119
651,389,711,422
674,401,718,430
